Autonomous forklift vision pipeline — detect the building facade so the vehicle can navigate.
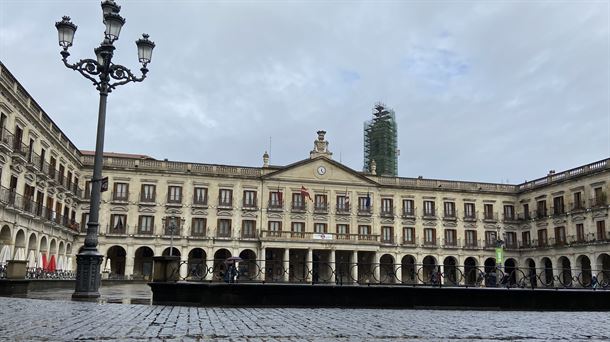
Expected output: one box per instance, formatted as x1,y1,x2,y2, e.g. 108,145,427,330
1,62,609,286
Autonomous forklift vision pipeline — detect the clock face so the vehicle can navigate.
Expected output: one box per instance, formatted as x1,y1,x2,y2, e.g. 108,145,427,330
317,166,326,175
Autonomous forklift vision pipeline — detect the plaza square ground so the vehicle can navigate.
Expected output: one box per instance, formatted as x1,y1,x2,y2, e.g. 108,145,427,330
0,295,609,341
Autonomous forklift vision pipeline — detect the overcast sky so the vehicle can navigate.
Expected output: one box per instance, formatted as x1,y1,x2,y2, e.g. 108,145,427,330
1,0,608,184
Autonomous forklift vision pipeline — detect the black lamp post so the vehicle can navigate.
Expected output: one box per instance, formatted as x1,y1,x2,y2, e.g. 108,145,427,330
56,0,155,299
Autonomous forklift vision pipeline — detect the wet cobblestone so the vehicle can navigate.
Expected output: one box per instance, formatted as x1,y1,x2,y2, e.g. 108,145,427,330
0,297,609,341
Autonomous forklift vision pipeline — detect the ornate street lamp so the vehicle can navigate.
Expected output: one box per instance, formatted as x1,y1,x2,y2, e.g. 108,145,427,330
56,1,155,299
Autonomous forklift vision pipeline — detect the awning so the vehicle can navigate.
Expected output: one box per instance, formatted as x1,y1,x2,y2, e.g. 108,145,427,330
0,245,11,265
27,250,36,268
48,255,56,272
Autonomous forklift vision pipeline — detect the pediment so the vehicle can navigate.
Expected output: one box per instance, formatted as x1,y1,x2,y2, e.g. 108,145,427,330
263,157,378,187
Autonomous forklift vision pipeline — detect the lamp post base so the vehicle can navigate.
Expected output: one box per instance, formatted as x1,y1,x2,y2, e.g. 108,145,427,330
72,249,104,300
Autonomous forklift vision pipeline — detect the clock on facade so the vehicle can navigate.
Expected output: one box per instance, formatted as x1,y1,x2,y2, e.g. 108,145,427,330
317,165,326,175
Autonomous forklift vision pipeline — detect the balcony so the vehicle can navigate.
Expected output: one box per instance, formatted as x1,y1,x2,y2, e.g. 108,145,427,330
534,209,548,220
357,207,372,216
267,200,283,212
217,201,232,210
163,227,181,237
502,213,520,223
380,236,395,245
422,209,436,220
335,203,350,215
421,238,439,247
37,160,50,179
463,240,479,249
380,207,394,218
135,226,155,236
569,201,586,213
26,151,41,173
111,192,130,204
190,230,207,238
551,206,565,217
401,209,416,219
517,212,531,221
482,212,498,223
313,203,328,214
401,238,417,247
291,202,306,213
0,127,14,153
11,141,28,164
463,212,477,222
106,224,128,236
504,241,519,250
442,238,459,248
357,234,379,242
442,210,457,221
590,195,607,209
139,193,156,205
241,202,257,211
240,230,257,239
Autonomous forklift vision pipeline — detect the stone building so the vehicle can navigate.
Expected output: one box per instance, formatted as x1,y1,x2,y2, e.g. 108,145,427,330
0,62,608,286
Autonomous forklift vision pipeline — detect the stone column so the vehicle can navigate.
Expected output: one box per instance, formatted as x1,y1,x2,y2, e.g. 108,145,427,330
394,253,402,284
124,245,134,277
329,249,336,284
306,248,313,282
259,247,266,282
351,250,358,284
373,252,380,283
283,248,290,282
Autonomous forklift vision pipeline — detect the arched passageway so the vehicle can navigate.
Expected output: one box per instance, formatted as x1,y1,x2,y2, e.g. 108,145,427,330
238,249,258,280
464,257,478,286
133,246,154,280
379,254,395,284
421,255,438,284
106,245,127,276
401,255,416,284
558,256,572,287
443,256,459,285
540,257,554,287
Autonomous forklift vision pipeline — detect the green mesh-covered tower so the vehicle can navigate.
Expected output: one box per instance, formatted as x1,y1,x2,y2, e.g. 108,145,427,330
363,103,398,176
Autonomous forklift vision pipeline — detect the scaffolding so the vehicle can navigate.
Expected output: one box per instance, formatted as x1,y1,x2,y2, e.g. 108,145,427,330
363,102,398,176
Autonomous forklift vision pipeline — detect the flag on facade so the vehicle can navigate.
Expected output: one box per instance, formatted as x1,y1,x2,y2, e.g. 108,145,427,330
300,186,312,201
277,186,283,204
365,191,371,208
344,187,350,208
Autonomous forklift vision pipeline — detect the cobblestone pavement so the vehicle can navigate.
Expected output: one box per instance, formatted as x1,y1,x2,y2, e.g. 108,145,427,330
0,297,609,341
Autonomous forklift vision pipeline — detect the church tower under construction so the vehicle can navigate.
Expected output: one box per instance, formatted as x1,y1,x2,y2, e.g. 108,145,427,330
363,102,398,176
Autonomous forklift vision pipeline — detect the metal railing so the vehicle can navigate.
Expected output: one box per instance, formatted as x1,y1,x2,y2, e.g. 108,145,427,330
165,259,610,290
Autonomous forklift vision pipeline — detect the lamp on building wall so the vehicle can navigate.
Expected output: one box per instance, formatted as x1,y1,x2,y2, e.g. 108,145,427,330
56,0,155,300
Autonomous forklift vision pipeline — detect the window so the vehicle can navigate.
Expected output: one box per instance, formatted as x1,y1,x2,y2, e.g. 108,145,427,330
444,202,455,218
464,203,475,219
269,221,282,237
291,222,305,238
537,229,548,247
576,223,585,242
597,221,607,240
193,187,208,205
39,148,46,171
66,171,72,189
191,218,206,236
138,215,154,234
113,182,128,201
219,189,233,207
84,180,92,199
505,232,516,248
49,157,56,178
336,195,349,212
444,229,456,246
81,213,89,232
424,228,436,245
522,231,531,247
163,216,181,235
573,192,583,210
403,227,415,244
358,196,371,212
336,224,349,239
58,164,65,185
485,231,497,247
242,220,256,238
381,226,393,243
553,196,564,215
523,203,530,219
269,191,282,208
554,226,566,245
292,193,305,210
167,185,182,203
314,223,327,233
483,204,494,220
314,194,327,211
140,184,156,202
381,198,393,215
242,190,256,208
593,187,606,207
358,225,371,236
402,199,414,216
465,230,477,247
503,205,514,220
536,200,547,218
423,201,435,216
217,219,231,237
110,214,127,233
